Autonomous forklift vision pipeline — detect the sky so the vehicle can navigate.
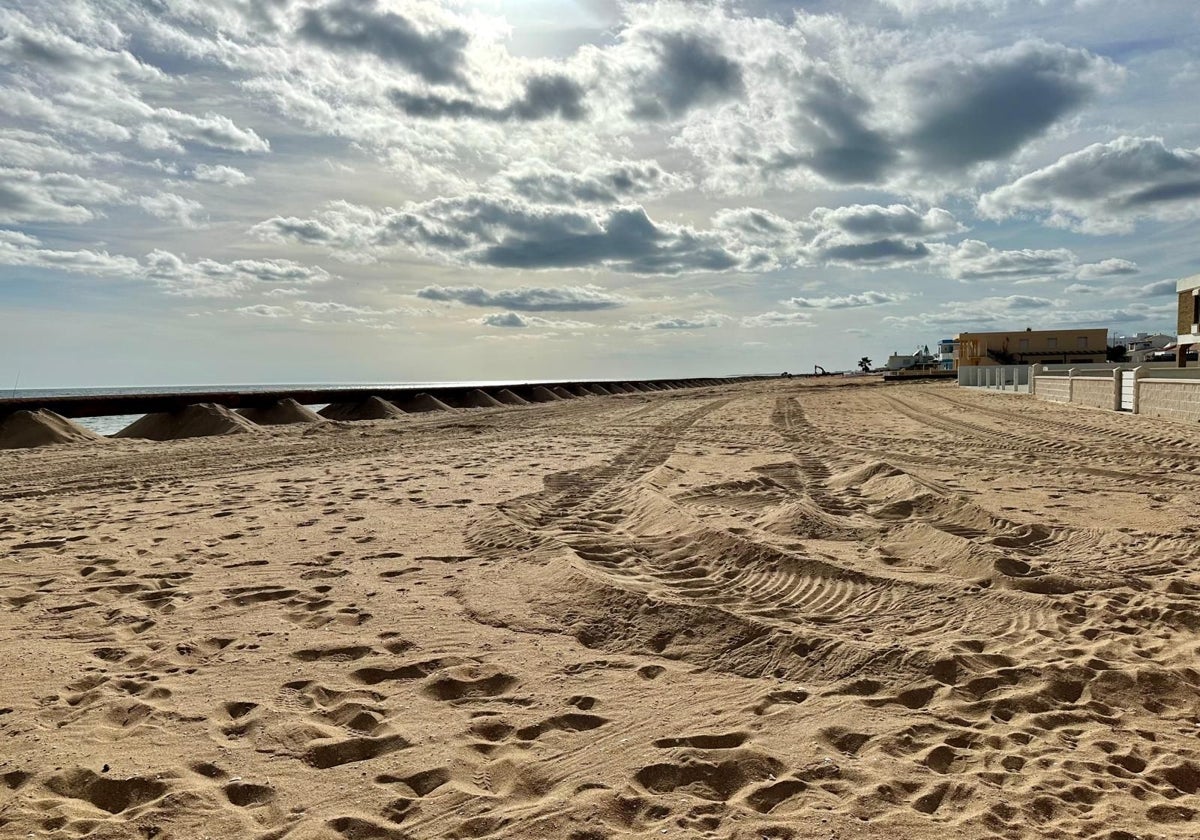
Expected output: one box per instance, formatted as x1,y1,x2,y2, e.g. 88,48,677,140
1,0,1198,387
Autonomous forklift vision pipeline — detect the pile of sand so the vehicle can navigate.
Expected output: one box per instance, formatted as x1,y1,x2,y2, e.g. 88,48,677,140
494,389,529,405
394,393,454,413
589,384,613,395
0,409,105,449
318,396,407,421
528,386,562,402
238,398,324,425
116,403,263,440
455,389,504,408
550,386,576,399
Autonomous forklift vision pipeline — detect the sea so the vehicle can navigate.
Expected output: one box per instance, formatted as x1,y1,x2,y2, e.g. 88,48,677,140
4,381,562,436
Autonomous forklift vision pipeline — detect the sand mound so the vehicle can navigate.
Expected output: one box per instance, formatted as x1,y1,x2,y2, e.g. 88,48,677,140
529,386,562,402
494,389,529,405
394,393,454,413
116,403,262,440
238,398,324,425
456,389,504,408
550,386,576,399
318,396,406,421
0,409,105,449
827,460,904,491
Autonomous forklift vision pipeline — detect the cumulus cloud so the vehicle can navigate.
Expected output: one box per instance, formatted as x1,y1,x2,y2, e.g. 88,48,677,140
1074,258,1138,280
297,0,469,85
630,33,745,120
776,69,898,185
0,231,331,297
237,304,290,318
740,311,815,327
147,109,270,154
622,312,731,330
475,311,595,329
500,160,688,204
416,284,628,312
935,239,1079,283
979,136,1200,233
0,167,122,224
390,74,587,122
786,291,905,309
254,198,743,274
903,41,1116,171
138,192,207,228
193,164,253,186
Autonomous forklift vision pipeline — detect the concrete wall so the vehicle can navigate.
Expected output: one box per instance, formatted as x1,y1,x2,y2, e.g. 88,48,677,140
1070,377,1115,410
1034,376,1071,402
1138,379,1200,424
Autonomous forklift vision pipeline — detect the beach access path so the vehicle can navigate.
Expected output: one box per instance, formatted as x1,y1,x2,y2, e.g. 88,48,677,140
2,378,1199,840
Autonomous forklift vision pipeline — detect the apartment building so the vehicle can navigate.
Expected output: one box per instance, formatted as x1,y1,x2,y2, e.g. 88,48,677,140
1178,274,1200,366
954,328,1108,367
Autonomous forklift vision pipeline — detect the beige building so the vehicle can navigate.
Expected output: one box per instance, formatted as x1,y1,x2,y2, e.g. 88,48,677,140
1177,274,1200,366
955,328,1108,367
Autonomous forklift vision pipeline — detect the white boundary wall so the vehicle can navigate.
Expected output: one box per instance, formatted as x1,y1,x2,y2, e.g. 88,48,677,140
1018,363,1200,422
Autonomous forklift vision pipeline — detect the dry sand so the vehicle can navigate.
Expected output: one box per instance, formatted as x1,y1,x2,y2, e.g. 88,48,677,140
3,379,1200,839
0,409,105,449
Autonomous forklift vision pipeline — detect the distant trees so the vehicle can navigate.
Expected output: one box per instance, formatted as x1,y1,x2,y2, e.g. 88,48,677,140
1106,345,1129,362
858,357,873,373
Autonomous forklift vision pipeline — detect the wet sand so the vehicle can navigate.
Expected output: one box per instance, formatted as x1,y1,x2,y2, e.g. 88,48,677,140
2,379,1200,839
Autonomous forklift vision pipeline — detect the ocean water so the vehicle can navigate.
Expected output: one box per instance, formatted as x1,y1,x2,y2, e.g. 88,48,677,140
4,381,597,436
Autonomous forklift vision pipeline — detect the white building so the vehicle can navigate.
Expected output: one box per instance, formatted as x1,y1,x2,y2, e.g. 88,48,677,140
1113,332,1174,363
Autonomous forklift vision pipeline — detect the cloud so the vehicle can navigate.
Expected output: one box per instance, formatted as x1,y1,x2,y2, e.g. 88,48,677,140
193,164,253,186
236,304,290,318
148,109,270,154
254,198,744,275
1074,258,1138,280
979,136,1200,233
0,231,331,297
0,167,123,224
1142,279,1178,296
630,33,745,120
475,311,595,329
808,205,963,239
390,74,587,122
776,69,898,185
138,192,207,228
904,41,1116,171
935,239,1078,283
740,311,815,327
296,0,469,85
416,284,628,312
501,160,688,204
623,312,731,330
786,291,905,309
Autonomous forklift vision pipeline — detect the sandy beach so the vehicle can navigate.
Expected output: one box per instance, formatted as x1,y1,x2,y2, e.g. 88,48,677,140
3,378,1200,840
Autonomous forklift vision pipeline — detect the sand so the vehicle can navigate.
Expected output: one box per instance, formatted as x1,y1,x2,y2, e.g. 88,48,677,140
115,402,263,440
3,379,1200,839
493,389,530,405
238,398,325,425
318,396,408,421
394,393,455,414
454,389,505,408
0,409,105,449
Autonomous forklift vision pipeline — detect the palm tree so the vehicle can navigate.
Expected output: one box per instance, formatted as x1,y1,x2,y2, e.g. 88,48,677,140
858,356,872,373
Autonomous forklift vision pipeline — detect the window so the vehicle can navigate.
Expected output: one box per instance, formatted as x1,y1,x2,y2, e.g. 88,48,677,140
1018,338,1030,351
1047,337,1058,349
1077,336,1088,349
1193,292,1199,326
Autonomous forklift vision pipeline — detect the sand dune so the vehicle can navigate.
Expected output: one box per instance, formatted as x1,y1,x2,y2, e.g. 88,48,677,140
3,379,1200,839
